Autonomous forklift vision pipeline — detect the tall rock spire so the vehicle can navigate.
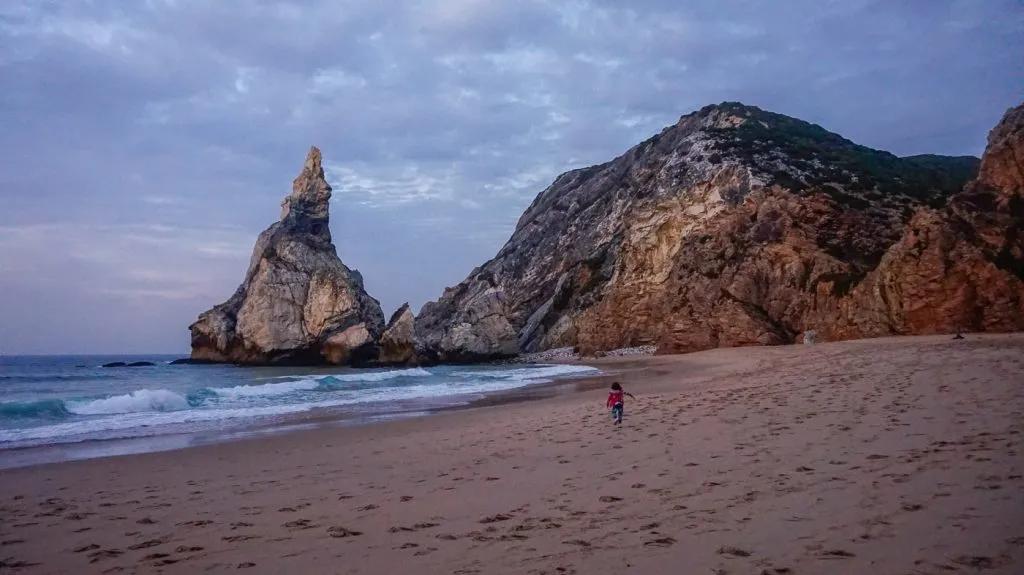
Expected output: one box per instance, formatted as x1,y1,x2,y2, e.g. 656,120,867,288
281,146,332,227
189,147,385,365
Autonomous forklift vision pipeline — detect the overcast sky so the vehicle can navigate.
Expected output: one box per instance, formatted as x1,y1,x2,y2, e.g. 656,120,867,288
1,0,1021,354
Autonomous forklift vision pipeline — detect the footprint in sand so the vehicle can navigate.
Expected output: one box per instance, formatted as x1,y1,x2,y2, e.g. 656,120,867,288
717,546,752,557
820,549,855,558
389,522,439,533
413,546,439,556
479,513,513,524
0,558,40,569
127,539,163,550
326,526,362,538
283,519,317,530
176,519,213,527
87,548,124,563
222,535,261,543
74,543,100,553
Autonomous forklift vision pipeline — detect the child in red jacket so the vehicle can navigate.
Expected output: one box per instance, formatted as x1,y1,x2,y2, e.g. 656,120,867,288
606,382,636,425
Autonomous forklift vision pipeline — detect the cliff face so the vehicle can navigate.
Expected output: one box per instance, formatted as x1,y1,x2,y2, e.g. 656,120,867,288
416,102,1021,361
190,147,385,365
835,104,1024,337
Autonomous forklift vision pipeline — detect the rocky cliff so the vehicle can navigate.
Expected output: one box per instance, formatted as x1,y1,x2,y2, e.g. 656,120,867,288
416,102,1022,361
190,147,385,365
835,104,1024,337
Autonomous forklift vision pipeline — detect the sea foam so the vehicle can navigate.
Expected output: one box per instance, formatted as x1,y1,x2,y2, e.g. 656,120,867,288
218,367,433,398
211,378,320,398
453,364,598,381
67,389,190,415
0,363,600,449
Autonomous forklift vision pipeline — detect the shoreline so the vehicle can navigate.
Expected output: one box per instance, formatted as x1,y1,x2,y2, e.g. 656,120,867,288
1,333,1022,574
0,362,616,471
0,333,1008,471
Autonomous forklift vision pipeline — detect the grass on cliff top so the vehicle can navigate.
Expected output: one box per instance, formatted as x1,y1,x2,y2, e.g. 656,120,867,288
704,102,980,204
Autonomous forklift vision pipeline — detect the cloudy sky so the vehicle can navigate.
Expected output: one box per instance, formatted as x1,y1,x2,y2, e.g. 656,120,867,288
1,0,1021,354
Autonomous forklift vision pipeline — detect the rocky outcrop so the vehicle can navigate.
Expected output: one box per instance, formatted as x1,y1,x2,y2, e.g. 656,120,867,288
833,104,1024,337
416,102,1021,360
190,147,385,365
377,303,417,365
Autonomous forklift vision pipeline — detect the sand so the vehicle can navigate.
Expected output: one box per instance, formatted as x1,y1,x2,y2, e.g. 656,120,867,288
1,334,1023,574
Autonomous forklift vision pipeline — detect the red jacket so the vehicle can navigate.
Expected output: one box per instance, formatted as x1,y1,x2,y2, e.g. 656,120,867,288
607,390,624,408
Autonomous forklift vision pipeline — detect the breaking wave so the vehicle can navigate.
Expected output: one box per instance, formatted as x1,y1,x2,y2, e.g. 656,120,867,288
66,389,191,415
217,367,433,398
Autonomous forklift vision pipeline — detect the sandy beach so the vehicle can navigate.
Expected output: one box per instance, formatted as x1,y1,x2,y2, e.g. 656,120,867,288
1,334,1022,574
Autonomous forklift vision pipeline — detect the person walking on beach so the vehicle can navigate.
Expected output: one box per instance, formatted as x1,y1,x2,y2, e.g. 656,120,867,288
606,382,635,425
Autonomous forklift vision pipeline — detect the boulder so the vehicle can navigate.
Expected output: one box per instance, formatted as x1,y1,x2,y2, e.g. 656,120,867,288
377,303,417,365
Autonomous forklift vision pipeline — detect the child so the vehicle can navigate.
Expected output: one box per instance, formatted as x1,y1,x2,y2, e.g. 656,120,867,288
606,382,636,425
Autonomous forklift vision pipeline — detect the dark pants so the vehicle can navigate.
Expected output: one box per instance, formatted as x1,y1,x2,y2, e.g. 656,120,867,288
611,403,624,423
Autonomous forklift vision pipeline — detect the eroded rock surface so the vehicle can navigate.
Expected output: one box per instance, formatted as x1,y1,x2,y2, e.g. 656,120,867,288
190,147,385,365
416,102,1021,360
835,104,1024,337
378,303,417,365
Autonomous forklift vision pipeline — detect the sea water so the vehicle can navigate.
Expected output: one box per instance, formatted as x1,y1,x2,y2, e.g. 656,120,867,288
0,355,598,461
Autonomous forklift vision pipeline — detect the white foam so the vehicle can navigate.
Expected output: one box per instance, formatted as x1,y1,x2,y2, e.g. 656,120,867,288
328,367,432,382
67,389,189,415
453,364,598,382
268,367,432,382
0,364,599,448
212,378,320,398
214,368,433,398
0,402,326,444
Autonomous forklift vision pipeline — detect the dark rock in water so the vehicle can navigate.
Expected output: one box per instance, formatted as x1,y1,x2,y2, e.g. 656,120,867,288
415,101,1022,360
189,147,385,365
168,358,217,365
101,361,154,368
377,303,417,365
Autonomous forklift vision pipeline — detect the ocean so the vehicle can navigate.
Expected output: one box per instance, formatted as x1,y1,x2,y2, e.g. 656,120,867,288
0,355,598,467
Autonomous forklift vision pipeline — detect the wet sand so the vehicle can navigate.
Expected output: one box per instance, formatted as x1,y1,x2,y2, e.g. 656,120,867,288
1,334,1022,574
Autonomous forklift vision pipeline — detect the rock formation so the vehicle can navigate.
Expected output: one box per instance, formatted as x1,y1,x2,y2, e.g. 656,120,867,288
377,303,417,365
416,101,1022,361
834,104,1024,337
190,147,385,365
